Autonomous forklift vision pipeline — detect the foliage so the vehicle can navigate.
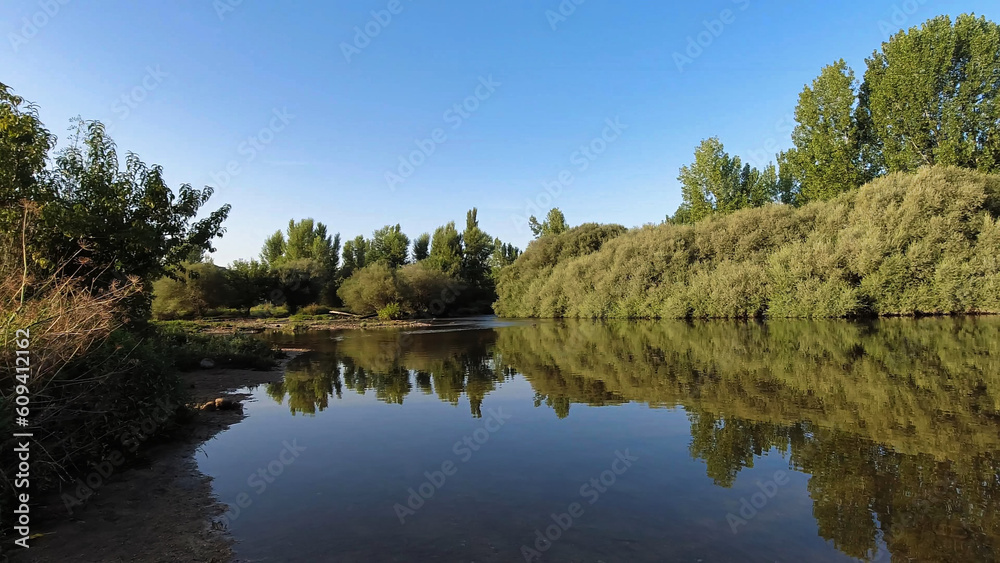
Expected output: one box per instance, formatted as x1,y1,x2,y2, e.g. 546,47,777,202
671,138,779,223
528,208,569,238
153,324,280,371
337,262,402,315
260,230,286,266
338,260,464,317
25,120,231,319
461,208,493,287
496,166,1000,318
398,262,460,315
270,258,331,313
341,235,370,277
151,261,231,319
494,222,627,317
0,83,53,234
225,259,273,316
412,233,431,262
427,221,463,275
862,14,1000,174
369,224,410,268
490,237,521,281
377,302,403,320
779,60,874,203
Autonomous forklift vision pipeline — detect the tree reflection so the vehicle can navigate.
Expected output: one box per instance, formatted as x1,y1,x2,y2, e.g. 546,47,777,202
495,317,1000,562
263,318,1000,561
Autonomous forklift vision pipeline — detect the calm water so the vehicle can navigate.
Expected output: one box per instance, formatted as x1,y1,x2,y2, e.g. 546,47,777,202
196,317,1000,562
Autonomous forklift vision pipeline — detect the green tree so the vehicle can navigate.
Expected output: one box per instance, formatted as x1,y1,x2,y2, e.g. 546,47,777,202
461,208,493,286
528,208,569,238
490,237,521,281
260,230,286,267
428,222,463,275
282,218,339,270
226,259,272,316
779,60,872,204
672,138,778,223
862,15,1000,173
0,83,53,237
152,261,230,319
337,262,402,315
413,233,431,261
341,235,369,277
37,119,230,318
271,258,328,313
369,224,410,268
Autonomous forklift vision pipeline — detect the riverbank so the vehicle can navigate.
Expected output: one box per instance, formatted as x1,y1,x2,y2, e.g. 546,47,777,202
13,350,306,563
160,316,433,335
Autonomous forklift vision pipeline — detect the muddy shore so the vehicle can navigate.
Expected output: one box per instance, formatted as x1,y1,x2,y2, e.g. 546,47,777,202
13,351,307,563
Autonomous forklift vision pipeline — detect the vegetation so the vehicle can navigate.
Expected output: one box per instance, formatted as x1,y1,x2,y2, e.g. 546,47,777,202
0,82,278,515
668,14,1000,221
150,208,521,319
497,167,1000,318
499,14,1000,319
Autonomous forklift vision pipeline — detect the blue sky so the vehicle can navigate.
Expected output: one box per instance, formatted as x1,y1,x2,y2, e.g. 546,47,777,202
4,0,997,264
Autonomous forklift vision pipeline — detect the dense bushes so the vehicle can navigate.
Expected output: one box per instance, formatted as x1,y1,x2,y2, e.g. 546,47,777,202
495,167,1000,318
337,262,461,316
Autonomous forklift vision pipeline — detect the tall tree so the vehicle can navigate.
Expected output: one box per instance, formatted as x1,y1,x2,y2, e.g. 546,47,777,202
260,230,286,266
862,15,1000,173
461,208,493,286
412,233,431,262
528,208,569,238
672,138,781,223
490,237,521,281
226,259,272,316
428,222,463,275
779,60,872,204
341,235,369,277
369,224,410,268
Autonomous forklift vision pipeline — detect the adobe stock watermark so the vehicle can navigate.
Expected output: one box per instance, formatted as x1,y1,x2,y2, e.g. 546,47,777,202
673,0,750,72
877,0,930,38
8,0,72,53
385,75,501,191
545,0,587,31
213,0,244,21
520,449,638,561
725,469,790,534
210,108,295,189
216,439,307,528
511,117,627,234
393,406,512,524
106,65,169,135
340,0,415,64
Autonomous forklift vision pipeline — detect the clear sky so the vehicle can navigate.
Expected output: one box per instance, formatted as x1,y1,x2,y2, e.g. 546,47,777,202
4,0,998,264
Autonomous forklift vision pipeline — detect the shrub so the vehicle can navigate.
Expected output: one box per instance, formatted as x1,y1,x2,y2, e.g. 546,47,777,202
378,302,403,320
495,167,1000,318
337,262,402,315
154,325,280,371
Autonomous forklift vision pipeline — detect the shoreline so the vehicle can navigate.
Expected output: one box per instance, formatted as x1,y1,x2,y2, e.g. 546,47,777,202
164,316,434,335
15,350,308,563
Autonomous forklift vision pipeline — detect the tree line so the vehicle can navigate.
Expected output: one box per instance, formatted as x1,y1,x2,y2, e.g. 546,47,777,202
670,14,1000,223
495,14,1000,319
153,210,522,319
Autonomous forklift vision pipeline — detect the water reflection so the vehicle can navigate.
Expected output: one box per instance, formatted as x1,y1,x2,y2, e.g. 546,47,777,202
263,318,1000,562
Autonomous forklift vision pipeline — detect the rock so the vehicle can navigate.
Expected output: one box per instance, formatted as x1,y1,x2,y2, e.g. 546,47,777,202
198,398,240,411
199,358,215,369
